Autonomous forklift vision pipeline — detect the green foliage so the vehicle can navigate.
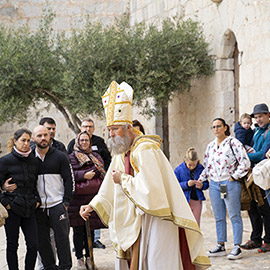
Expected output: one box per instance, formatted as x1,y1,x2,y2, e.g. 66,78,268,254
59,15,148,117
0,11,64,124
137,18,213,113
0,10,213,130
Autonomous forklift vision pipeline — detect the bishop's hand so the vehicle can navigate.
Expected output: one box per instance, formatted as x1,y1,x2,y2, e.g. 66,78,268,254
111,169,122,184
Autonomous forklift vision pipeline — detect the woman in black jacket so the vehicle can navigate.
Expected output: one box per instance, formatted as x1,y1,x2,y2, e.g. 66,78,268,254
0,128,40,270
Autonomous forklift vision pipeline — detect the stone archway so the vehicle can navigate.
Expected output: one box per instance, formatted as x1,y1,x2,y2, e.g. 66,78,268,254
216,29,239,127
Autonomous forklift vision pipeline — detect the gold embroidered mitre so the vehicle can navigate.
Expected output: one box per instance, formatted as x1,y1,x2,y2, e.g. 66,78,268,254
102,81,133,126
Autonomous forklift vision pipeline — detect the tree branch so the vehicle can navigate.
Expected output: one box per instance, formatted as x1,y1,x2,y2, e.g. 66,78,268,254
41,91,79,133
34,88,81,133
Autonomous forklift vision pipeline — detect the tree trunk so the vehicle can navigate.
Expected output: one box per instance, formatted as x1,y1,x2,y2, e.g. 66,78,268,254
50,98,80,134
38,88,81,134
162,103,170,160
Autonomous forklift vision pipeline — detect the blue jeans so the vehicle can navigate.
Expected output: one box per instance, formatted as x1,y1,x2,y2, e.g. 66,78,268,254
266,189,270,206
94,229,100,242
210,180,243,245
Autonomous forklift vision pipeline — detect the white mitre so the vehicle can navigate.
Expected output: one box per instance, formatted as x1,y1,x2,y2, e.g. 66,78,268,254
102,81,134,126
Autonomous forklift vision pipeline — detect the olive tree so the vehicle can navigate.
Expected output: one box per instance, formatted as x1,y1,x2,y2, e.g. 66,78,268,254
0,12,213,157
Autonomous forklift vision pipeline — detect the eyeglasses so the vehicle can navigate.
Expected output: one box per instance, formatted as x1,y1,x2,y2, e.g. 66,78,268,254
79,139,90,142
81,125,94,128
211,125,222,129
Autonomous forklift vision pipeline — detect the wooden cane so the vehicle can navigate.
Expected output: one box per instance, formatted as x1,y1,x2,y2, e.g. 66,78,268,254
129,233,140,270
85,218,96,270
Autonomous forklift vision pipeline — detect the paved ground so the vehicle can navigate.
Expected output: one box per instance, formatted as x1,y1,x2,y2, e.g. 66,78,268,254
0,213,269,269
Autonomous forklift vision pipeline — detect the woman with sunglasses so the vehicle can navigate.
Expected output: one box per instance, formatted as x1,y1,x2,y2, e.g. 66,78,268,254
199,118,250,260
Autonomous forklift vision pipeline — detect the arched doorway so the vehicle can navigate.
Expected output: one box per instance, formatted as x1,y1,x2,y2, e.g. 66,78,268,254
218,29,239,125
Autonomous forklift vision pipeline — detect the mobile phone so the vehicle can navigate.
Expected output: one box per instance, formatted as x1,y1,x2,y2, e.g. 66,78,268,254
220,184,227,199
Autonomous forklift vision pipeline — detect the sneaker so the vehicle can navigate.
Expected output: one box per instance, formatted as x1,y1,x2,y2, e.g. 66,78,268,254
77,257,86,270
240,240,261,250
227,245,243,260
258,243,270,253
207,244,226,257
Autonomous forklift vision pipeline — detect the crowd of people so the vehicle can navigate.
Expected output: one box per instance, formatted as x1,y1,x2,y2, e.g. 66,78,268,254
0,117,111,270
0,79,270,270
174,103,270,261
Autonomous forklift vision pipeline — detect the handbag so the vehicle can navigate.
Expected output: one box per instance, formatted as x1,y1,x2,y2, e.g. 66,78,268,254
75,176,103,195
253,158,270,190
0,202,8,227
229,139,252,210
229,139,250,181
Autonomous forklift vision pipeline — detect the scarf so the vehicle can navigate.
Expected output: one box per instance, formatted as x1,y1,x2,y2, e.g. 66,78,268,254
13,146,32,157
74,132,106,179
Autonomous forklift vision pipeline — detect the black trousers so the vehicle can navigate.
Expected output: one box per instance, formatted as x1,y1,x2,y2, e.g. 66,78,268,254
4,210,38,270
248,187,270,244
72,225,94,259
36,203,72,270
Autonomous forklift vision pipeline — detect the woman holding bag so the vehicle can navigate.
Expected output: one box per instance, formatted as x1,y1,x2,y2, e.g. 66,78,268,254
68,131,106,270
199,118,250,260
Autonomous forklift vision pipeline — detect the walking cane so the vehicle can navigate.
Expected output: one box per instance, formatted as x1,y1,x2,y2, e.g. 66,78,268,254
85,218,96,270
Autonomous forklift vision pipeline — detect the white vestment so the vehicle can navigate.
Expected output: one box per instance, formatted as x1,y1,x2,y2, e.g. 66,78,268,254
90,135,210,270
115,211,183,270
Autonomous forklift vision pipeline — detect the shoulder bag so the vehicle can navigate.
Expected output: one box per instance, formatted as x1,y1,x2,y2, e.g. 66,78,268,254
229,139,253,210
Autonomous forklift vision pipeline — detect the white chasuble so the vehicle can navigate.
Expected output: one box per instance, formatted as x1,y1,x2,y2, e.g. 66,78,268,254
90,135,210,270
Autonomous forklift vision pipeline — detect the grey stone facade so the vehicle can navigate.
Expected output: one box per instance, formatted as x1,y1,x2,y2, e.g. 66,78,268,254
0,0,270,170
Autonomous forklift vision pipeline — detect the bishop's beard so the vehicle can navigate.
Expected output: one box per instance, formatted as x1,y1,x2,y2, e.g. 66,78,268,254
107,134,131,155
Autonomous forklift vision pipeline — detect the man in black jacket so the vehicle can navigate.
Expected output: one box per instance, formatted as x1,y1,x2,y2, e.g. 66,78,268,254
39,117,67,153
33,117,68,270
32,125,74,270
67,118,111,170
30,117,67,156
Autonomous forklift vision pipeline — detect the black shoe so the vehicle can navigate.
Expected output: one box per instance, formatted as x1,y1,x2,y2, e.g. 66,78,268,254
93,240,106,249
207,244,226,257
227,245,243,260
240,240,261,250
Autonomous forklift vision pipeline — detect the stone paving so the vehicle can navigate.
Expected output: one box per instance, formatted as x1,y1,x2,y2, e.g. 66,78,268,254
0,214,269,269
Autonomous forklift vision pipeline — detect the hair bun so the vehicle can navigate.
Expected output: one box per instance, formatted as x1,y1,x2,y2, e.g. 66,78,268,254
185,147,198,161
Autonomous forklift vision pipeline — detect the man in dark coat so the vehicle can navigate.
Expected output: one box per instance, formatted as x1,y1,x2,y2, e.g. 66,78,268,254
33,125,74,270
67,118,111,170
241,103,270,253
30,117,67,155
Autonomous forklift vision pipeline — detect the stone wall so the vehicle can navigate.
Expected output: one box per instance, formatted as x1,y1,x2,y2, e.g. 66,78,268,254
0,0,128,30
1,0,270,166
130,0,270,168
128,0,270,217
0,0,156,155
